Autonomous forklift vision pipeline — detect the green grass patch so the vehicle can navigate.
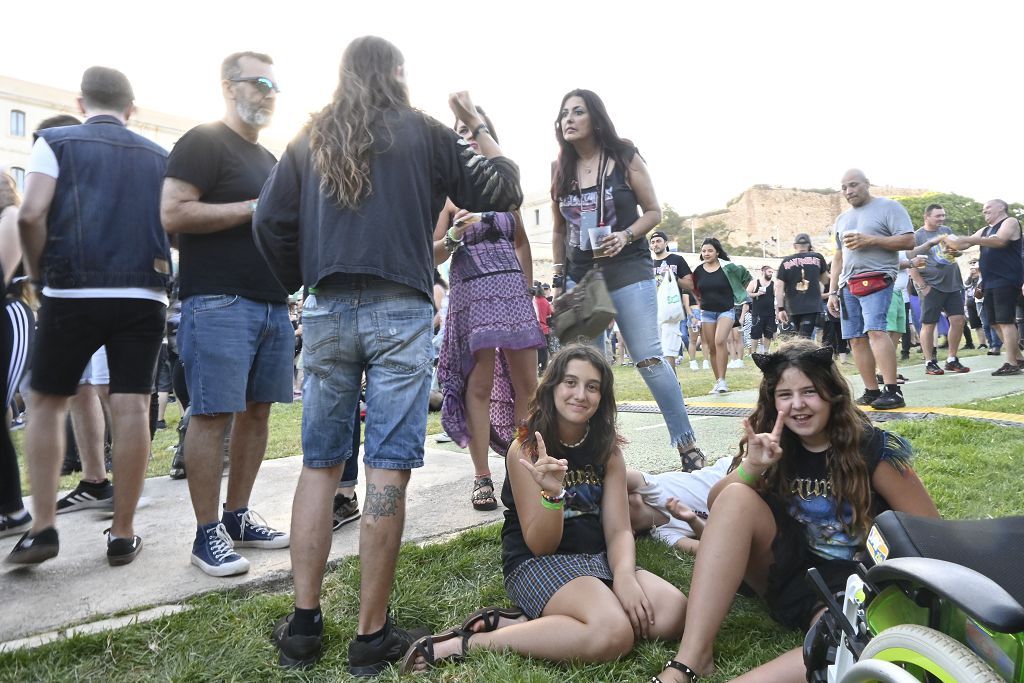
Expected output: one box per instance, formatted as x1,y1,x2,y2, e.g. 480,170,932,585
4,413,1020,681
949,391,1024,415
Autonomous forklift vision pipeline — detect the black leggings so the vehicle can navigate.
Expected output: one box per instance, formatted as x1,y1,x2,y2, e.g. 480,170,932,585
0,300,33,514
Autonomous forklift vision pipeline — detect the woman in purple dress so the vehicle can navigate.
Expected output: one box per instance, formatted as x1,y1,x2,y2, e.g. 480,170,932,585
434,109,544,511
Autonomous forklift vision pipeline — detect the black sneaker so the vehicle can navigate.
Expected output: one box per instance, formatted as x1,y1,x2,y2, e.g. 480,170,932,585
855,389,882,406
992,362,1022,377
925,361,944,376
168,446,186,480
155,419,167,430
6,526,59,565
0,510,32,539
57,479,114,514
871,390,906,410
106,529,143,566
273,613,322,669
347,617,428,678
333,492,361,531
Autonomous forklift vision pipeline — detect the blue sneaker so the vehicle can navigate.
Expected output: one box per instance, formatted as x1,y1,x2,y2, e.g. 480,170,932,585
222,506,290,549
191,522,250,577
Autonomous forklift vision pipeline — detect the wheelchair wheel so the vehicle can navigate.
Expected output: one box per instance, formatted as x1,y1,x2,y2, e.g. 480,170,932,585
858,624,1003,683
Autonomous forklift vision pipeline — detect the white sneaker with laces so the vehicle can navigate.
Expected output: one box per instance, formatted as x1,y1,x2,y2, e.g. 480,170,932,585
435,431,453,443
689,360,699,371
702,360,711,370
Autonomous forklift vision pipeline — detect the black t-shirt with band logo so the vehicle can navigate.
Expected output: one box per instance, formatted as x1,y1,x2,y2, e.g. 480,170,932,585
777,251,828,316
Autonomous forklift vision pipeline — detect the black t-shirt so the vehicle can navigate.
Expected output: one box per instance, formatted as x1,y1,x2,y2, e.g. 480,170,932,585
750,278,775,316
777,251,828,316
653,253,692,282
165,122,287,303
694,264,733,313
501,432,607,578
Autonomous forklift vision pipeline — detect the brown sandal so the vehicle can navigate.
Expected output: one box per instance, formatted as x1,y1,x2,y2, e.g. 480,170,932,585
650,659,698,683
472,476,498,511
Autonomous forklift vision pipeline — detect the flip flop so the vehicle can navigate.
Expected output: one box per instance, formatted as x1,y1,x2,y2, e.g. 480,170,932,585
460,606,524,633
399,628,472,674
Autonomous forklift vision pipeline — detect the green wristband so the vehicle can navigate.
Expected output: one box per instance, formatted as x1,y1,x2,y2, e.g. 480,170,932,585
736,463,759,485
540,495,564,511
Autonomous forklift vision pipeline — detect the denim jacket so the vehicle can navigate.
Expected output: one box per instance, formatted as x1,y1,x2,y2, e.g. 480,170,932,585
37,115,171,289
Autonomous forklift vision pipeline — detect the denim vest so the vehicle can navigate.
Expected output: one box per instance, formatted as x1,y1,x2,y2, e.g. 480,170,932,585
37,115,171,289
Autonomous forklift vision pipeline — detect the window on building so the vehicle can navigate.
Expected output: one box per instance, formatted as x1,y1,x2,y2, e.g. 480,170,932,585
9,110,26,137
10,167,25,193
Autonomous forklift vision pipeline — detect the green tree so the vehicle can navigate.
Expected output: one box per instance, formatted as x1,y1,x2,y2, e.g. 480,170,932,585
655,206,738,252
893,193,986,235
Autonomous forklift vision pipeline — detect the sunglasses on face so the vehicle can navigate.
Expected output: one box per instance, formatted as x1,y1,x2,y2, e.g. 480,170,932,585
229,76,279,95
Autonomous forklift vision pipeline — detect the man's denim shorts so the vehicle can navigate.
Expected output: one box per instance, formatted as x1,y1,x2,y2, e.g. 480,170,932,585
178,294,294,414
300,278,433,471
840,283,894,339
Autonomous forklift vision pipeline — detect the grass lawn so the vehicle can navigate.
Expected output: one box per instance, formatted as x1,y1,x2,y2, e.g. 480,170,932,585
4,372,1022,681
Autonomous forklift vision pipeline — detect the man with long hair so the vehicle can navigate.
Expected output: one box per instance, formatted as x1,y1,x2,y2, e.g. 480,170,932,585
161,52,292,578
254,36,523,674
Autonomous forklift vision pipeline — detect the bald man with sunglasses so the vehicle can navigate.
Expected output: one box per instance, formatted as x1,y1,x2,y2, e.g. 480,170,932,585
161,51,293,578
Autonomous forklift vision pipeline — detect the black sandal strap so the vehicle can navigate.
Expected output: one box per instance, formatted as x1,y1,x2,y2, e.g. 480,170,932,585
664,659,698,682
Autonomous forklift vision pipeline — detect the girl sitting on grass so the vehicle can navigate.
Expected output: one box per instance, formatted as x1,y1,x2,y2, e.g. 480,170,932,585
403,344,687,672
651,338,938,683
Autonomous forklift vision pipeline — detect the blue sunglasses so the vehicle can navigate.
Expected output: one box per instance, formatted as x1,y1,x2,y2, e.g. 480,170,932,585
229,76,279,95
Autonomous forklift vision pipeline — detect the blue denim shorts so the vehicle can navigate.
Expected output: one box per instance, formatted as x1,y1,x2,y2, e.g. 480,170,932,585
700,308,735,324
179,294,294,414
300,279,433,470
840,283,894,338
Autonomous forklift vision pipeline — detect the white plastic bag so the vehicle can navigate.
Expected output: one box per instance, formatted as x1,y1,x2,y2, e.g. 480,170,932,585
657,266,685,324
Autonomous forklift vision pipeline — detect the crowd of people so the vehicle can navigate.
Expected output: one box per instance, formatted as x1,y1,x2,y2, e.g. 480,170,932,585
0,33,1019,680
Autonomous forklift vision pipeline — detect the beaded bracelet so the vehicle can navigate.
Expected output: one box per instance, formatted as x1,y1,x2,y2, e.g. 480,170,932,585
540,496,564,511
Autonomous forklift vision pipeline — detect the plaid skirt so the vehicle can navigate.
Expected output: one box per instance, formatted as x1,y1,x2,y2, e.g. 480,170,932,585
504,552,614,619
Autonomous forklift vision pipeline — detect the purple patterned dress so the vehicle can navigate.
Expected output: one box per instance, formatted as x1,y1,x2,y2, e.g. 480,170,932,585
439,212,545,455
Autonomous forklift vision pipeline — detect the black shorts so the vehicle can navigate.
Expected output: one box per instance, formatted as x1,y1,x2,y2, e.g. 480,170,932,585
155,342,172,393
750,313,777,340
31,296,166,396
761,495,858,630
983,285,1020,325
966,299,982,329
920,288,965,325
790,312,818,339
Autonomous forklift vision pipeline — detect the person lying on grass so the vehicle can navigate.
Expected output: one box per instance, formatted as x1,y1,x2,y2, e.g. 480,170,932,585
403,344,687,673
651,338,939,683
626,458,730,554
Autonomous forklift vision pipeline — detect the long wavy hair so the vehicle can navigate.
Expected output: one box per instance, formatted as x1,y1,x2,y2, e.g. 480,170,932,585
308,36,410,209
550,89,638,201
735,338,874,536
0,172,18,212
520,344,623,467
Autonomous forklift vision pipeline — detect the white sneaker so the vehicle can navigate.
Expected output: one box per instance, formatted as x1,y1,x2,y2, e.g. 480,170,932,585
702,360,711,370
726,359,740,369
735,359,745,368
435,431,453,443
708,381,720,395
717,379,729,393
689,360,699,371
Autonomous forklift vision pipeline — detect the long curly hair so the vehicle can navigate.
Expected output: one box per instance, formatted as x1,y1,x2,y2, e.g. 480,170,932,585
550,89,638,201
308,36,410,209
737,338,875,536
520,344,623,467
0,172,19,212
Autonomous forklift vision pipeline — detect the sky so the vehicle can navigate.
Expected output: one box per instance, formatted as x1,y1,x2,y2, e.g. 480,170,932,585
5,0,1021,214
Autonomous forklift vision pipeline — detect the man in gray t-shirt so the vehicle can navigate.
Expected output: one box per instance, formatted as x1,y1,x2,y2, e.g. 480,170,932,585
826,169,915,410
908,203,970,375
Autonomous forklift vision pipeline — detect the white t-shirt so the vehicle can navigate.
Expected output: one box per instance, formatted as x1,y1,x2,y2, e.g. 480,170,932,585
26,137,168,304
635,457,732,546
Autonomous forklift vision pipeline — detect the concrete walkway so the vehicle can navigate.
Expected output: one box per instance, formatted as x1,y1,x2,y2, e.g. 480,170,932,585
2,353,1021,649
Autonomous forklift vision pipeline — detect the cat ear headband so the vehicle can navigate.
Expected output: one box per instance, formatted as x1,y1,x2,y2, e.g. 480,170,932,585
751,345,834,373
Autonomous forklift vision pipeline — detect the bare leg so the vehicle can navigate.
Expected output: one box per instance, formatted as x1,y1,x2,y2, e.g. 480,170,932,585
502,348,539,427
107,393,150,539
946,314,965,358
999,323,1021,364
868,330,897,385
157,391,169,422
731,647,806,683
224,402,272,512
701,322,718,378
714,319,732,380
919,322,936,362
465,349,496,478
291,463,342,609
24,392,71,533
849,336,878,391
657,483,777,680
69,383,109,483
357,467,410,634
184,412,232,525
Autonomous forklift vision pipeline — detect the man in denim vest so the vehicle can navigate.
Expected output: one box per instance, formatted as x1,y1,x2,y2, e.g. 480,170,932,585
161,52,292,578
9,67,171,567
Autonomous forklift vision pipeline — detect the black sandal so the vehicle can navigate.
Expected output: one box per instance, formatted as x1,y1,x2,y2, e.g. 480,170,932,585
460,606,524,633
650,659,698,683
472,476,498,511
678,445,706,473
399,628,473,673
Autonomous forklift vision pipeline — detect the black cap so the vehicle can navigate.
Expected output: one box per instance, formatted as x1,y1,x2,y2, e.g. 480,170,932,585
793,232,812,246
651,230,669,242
80,66,135,109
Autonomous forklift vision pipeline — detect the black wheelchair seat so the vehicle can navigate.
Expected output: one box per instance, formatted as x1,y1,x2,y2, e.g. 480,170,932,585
869,511,1024,632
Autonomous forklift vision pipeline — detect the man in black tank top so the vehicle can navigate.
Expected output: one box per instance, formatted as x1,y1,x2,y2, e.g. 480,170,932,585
945,200,1023,375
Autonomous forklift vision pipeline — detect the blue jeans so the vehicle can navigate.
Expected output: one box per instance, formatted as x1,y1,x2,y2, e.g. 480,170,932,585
179,295,293,414
840,284,894,339
571,277,697,447
300,279,433,470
